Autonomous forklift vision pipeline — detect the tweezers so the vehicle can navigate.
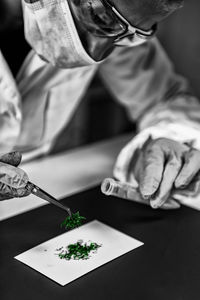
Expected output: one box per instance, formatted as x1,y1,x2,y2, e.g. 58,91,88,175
26,181,72,217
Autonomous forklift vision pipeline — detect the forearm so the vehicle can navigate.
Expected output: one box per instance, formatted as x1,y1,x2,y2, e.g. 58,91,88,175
109,40,200,180
137,93,200,150
133,40,200,148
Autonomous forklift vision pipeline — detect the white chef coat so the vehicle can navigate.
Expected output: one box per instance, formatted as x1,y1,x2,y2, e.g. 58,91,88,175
0,38,200,165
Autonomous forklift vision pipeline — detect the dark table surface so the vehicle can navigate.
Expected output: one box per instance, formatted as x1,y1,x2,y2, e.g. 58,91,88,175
1,186,200,300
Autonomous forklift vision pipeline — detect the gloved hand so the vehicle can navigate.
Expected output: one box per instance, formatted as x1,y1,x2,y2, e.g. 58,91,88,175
0,152,30,200
130,137,200,209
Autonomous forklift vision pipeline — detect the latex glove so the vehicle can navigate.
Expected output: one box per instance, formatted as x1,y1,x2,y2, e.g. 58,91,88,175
0,152,30,200
172,172,200,200
131,137,200,209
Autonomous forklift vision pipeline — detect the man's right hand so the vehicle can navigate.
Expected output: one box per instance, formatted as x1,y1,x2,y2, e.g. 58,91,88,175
0,152,30,200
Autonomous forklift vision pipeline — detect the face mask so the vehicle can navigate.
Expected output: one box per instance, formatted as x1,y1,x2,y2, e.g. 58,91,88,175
23,0,102,68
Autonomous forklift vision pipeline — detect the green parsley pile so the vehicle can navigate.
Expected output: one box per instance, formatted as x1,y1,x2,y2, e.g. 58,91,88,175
57,240,101,260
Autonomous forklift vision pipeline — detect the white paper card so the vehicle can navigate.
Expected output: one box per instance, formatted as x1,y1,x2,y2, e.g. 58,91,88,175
15,220,143,286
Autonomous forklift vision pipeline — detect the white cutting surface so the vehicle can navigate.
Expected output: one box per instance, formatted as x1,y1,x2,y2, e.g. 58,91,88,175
0,134,132,221
1,133,200,221
15,220,143,286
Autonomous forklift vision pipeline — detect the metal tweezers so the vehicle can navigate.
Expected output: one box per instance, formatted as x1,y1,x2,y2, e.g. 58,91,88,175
26,181,72,217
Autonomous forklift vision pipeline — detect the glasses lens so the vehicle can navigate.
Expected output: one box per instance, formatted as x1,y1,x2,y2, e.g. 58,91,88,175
70,0,126,37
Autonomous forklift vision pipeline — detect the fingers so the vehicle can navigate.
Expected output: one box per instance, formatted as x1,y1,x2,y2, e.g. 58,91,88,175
160,199,181,210
0,151,22,167
175,149,200,188
0,162,29,189
0,183,31,200
173,173,200,198
12,186,31,198
127,173,139,188
139,143,164,199
150,153,182,209
0,157,29,200
127,147,142,187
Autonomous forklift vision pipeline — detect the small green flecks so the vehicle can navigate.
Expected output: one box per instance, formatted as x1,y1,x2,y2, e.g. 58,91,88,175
61,211,86,230
57,240,101,260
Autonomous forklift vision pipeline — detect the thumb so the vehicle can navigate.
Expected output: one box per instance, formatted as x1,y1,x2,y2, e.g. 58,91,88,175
0,151,22,167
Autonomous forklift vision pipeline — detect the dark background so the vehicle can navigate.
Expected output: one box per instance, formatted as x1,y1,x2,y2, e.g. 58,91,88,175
0,0,199,153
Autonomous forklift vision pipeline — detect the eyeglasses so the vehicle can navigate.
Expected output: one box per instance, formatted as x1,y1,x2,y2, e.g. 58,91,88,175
70,0,157,44
99,0,157,42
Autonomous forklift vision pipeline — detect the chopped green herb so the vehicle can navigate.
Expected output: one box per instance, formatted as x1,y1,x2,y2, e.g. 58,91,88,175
61,211,86,230
57,240,101,260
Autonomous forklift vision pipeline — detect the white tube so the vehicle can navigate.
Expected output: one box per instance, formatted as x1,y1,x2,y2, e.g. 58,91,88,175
101,178,146,204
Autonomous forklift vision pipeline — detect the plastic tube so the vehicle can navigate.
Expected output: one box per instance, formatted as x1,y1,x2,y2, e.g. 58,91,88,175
101,178,181,209
101,178,145,203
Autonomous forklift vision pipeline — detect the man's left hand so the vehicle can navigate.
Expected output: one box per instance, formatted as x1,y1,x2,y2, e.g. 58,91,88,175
131,137,200,209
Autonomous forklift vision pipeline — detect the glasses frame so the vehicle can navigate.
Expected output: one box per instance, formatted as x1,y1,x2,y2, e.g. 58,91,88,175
101,0,157,42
